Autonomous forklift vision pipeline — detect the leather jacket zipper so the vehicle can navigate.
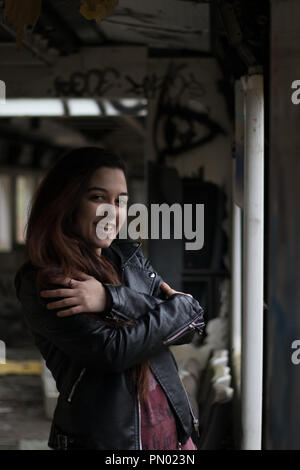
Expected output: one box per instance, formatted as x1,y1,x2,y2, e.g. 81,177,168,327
150,368,187,450
163,317,205,346
151,366,200,445
67,368,86,403
138,394,142,450
134,385,142,450
180,380,200,437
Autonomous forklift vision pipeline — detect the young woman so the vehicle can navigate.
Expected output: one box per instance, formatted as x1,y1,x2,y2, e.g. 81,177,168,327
14,147,205,450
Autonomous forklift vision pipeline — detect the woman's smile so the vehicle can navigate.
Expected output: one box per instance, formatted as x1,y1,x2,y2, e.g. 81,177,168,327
94,221,117,237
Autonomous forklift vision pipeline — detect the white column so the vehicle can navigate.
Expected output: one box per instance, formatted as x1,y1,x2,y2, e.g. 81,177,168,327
231,80,243,394
16,174,36,244
241,73,264,450
231,199,242,389
0,175,12,252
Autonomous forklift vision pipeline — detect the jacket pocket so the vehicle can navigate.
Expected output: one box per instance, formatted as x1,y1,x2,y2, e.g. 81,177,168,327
67,368,86,403
163,314,205,346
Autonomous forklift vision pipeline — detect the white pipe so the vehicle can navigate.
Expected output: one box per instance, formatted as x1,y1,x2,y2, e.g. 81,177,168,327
0,175,12,252
241,74,264,450
231,80,243,394
231,200,242,389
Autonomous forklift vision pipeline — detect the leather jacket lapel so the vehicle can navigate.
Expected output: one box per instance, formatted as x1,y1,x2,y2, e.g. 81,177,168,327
103,240,142,269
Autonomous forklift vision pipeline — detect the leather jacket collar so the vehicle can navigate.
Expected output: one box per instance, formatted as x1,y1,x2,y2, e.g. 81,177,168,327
103,239,142,268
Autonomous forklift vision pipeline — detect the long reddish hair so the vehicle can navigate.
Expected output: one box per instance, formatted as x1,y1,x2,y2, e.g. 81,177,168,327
25,146,149,402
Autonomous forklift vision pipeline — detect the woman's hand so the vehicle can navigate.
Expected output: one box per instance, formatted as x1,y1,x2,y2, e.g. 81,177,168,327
40,272,109,317
160,282,193,299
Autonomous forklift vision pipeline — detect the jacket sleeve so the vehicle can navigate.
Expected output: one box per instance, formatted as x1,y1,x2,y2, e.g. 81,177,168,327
15,267,204,373
103,250,205,344
142,253,206,343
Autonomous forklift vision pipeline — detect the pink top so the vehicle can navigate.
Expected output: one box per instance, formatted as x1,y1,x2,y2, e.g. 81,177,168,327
140,368,197,450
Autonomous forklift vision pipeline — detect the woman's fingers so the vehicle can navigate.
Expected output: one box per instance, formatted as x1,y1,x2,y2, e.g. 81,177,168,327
160,282,176,296
44,271,91,289
46,297,78,310
56,305,84,317
160,282,193,298
160,282,172,289
46,276,80,288
175,291,193,298
40,288,76,298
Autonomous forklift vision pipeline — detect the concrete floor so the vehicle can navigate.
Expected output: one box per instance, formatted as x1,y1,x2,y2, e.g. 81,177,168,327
0,348,51,450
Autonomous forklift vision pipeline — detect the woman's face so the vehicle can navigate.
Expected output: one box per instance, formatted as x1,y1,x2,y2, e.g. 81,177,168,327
73,167,128,255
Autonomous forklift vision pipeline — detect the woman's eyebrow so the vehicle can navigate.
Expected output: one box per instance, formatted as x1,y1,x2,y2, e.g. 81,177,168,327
87,186,129,196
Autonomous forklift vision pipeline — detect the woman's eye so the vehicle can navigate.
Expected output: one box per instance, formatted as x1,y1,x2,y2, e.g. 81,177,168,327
90,195,127,205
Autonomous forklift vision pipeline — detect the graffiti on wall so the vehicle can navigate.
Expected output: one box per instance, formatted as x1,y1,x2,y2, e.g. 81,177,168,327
53,60,227,164
125,64,206,100
151,62,227,163
53,62,206,99
54,68,122,97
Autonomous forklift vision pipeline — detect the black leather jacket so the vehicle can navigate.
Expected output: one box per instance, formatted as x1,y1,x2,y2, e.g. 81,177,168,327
14,239,205,450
